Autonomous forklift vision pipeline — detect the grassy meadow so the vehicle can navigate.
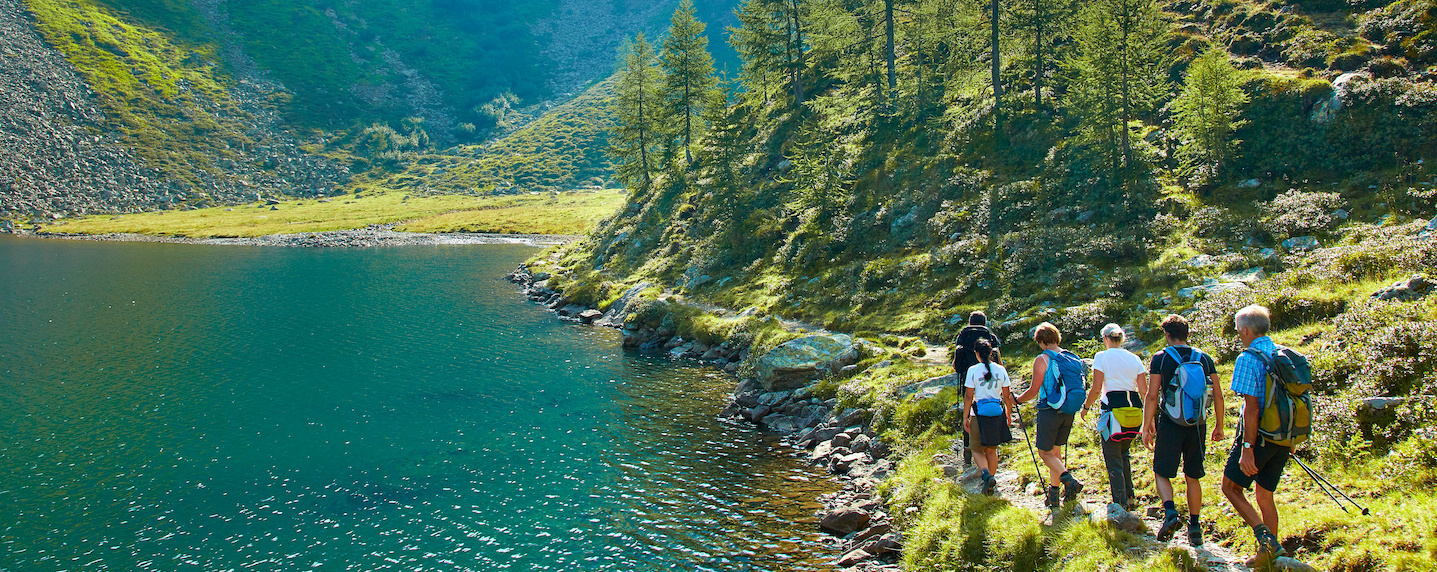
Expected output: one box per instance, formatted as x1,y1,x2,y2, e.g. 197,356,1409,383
44,189,626,238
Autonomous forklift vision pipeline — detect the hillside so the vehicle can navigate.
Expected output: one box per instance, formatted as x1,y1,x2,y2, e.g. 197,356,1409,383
527,0,1437,568
0,0,737,223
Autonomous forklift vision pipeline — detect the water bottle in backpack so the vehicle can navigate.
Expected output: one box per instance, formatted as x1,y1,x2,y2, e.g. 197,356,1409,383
1040,349,1087,415
1161,346,1211,427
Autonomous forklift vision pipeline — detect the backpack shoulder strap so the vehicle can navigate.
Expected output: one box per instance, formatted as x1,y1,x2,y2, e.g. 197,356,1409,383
1162,346,1182,363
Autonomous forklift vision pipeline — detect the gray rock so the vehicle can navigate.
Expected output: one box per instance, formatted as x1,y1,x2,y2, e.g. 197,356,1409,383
833,408,867,428
1333,208,1349,220
754,333,860,391
758,391,792,408
811,440,836,461
1184,254,1218,268
835,548,872,567
864,533,902,555
1222,267,1268,283
896,374,956,399
832,433,853,448
578,309,603,324
1282,236,1320,251
1089,503,1146,534
820,506,872,536
1178,282,1249,299
850,434,872,453
1274,557,1321,572
1361,396,1405,411
1238,178,1262,188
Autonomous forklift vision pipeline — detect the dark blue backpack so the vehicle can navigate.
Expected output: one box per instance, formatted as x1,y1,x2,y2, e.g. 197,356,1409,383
1040,349,1087,414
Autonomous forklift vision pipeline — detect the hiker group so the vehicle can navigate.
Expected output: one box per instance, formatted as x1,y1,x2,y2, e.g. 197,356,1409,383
952,304,1312,567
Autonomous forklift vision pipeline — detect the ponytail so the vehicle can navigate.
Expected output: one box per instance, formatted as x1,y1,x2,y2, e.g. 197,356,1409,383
975,338,994,382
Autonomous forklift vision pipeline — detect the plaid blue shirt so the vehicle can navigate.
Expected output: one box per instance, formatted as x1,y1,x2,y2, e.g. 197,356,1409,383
1232,336,1276,408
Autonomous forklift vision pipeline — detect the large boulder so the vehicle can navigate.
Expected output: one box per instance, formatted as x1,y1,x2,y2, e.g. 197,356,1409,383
754,334,859,391
820,505,872,536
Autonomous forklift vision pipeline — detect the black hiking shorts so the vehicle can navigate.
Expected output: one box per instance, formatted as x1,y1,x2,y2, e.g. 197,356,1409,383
1153,415,1206,481
1034,408,1074,452
1223,438,1291,492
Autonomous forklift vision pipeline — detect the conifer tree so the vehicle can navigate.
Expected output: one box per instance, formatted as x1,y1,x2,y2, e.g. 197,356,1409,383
731,0,784,105
611,34,665,189
1173,47,1249,180
1068,0,1168,178
662,0,720,166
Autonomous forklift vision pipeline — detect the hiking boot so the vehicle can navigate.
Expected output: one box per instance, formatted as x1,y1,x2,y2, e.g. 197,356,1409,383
1062,477,1084,504
1188,522,1203,548
1045,485,1060,508
1156,510,1184,542
981,474,997,495
1245,528,1286,568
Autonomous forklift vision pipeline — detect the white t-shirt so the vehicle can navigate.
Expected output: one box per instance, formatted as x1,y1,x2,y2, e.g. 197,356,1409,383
1092,347,1144,404
965,362,1011,403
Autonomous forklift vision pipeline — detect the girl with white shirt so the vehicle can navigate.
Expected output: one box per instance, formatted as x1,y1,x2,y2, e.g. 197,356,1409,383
1080,323,1149,508
962,338,1013,495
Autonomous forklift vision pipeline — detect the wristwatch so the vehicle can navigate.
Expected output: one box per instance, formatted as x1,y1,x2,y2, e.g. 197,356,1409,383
1242,441,1253,450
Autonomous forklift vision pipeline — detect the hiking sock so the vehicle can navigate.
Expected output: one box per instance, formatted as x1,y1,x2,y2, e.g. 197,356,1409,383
1189,514,1201,528
1162,500,1176,512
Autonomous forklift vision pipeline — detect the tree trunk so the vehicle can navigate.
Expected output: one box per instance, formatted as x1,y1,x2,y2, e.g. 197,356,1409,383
792,0,806,104
1033,0,1043,108
1120,18,1131,173
885,0,896,93
991,0,1003,140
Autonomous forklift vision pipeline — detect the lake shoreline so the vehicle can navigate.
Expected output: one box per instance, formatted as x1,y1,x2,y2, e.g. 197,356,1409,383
15,226,578,247
505,263,904,571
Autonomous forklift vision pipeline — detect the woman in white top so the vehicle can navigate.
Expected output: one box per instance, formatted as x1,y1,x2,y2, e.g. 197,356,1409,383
1080,323,1149,508
962,338,1013,495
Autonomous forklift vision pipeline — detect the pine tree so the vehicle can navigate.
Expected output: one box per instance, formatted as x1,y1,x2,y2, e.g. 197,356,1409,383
1013,0,1079,108
1173,47,1249,180
611,34,665,189
729,0,810,107
1068,0,1168,178
730,0,784,105
662,0,720,167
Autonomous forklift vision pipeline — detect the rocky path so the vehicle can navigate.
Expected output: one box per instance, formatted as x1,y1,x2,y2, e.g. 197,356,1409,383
929,451,1320,572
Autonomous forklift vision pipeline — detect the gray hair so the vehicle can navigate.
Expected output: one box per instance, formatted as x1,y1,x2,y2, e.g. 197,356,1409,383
1100,323,1125,340
1235,305,1271,336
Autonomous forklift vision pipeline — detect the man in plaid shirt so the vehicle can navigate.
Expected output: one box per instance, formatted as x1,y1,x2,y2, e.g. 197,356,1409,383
1220,305,1291,568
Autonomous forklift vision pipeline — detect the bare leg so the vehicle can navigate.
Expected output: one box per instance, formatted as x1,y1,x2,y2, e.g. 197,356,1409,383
1222,477,1263,527
1038,448,1067,486
1255,486,1279,533
972,446,990,474
1155,475,1175,504
985,448,999,474
1185,476,1202,517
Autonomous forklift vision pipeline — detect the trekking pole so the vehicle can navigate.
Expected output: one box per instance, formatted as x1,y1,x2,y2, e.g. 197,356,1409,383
1293,457,1370,516
1016,404,1044,483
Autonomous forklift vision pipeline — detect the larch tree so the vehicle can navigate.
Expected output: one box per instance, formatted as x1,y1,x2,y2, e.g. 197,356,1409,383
1173,47,1249,180
661,0,719,166
1068,0,1168,178
611,34,666,190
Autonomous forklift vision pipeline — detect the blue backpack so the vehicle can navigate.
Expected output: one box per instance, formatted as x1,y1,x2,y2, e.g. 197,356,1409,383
1039,349,1087,414
1161,346,1211,427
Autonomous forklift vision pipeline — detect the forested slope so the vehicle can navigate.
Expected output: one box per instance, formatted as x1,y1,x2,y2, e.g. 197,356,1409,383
535,0,1437,568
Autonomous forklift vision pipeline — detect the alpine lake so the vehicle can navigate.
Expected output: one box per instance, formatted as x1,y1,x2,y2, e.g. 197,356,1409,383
0,236,837,571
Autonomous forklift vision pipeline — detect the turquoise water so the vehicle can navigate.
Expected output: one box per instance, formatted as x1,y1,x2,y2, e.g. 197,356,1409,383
0,236,835,571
